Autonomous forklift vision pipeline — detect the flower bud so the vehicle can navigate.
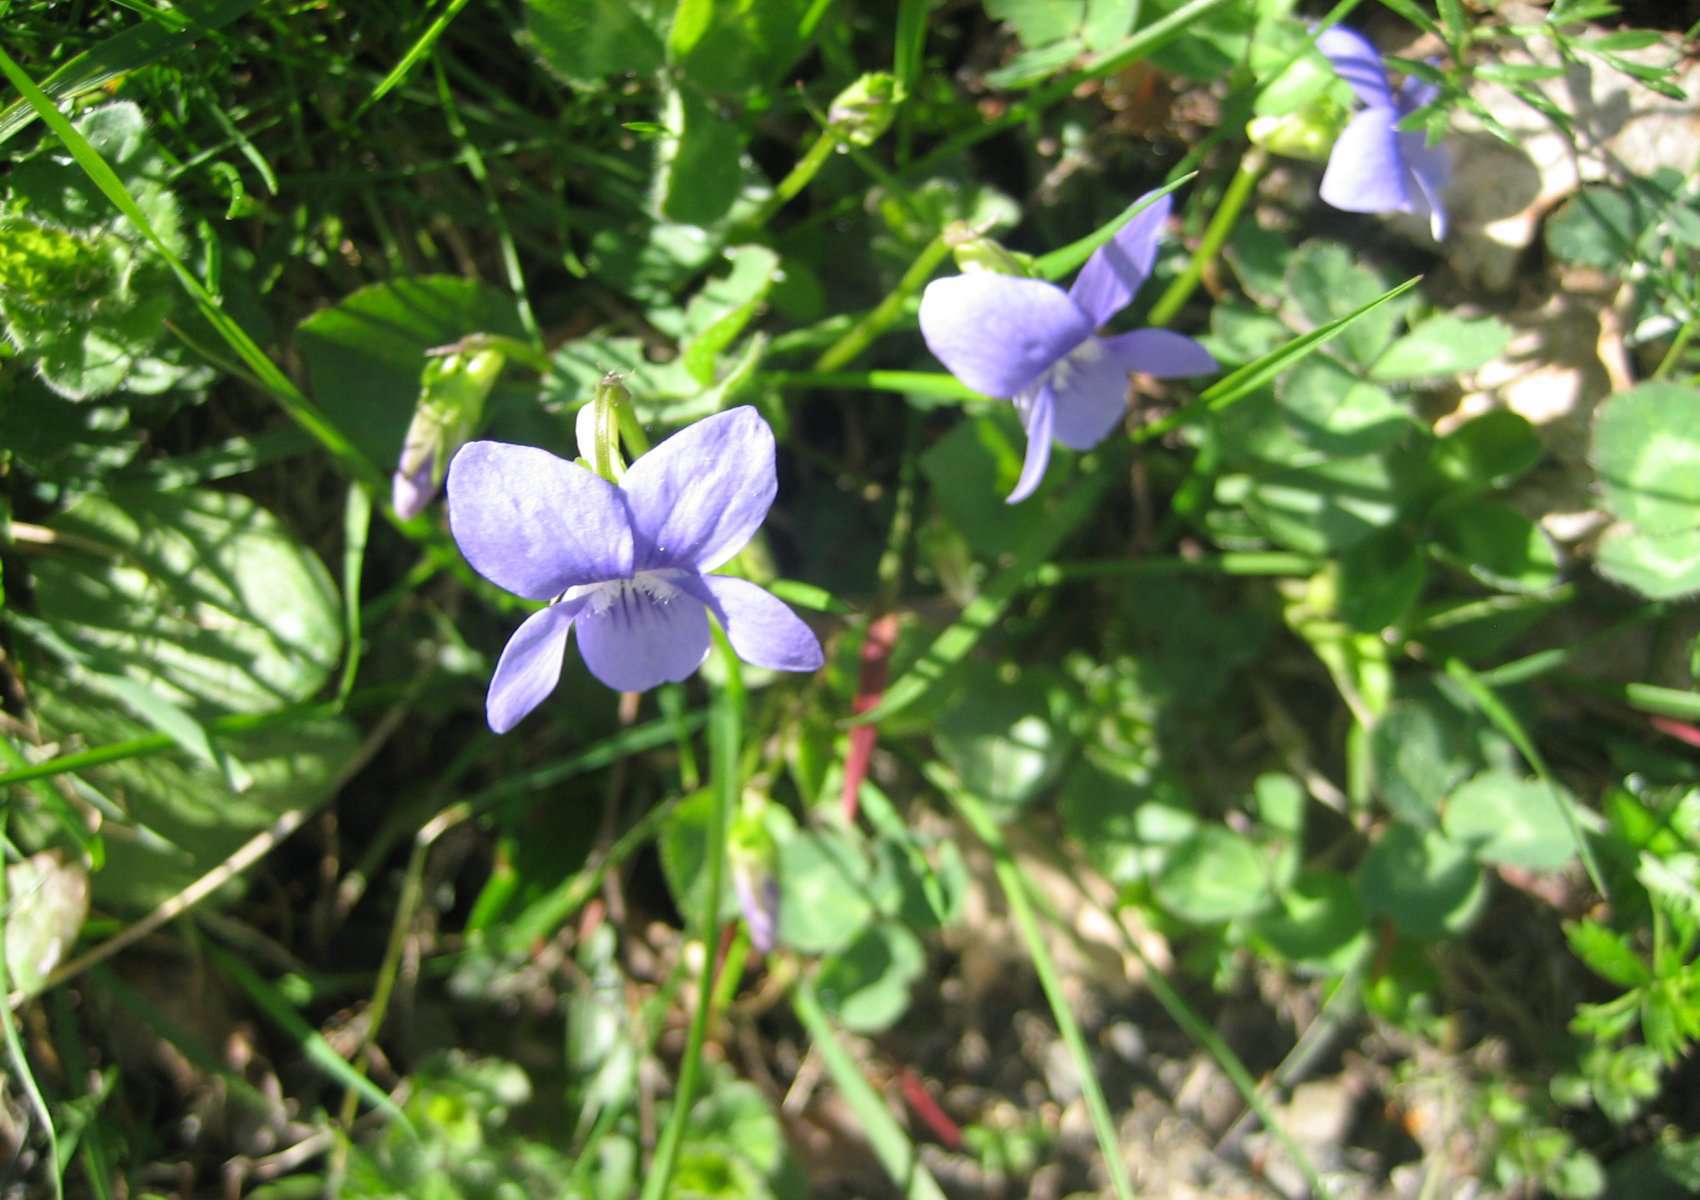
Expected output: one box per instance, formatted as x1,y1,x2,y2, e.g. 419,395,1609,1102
946,221,1038,277
578,373,633,483
1246,107,1343,162
728,792,779,953
393,346,504,519
828,72,903,149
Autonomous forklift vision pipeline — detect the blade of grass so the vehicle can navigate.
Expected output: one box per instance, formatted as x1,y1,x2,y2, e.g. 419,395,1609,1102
353,0,474,120
859,462,1112,725
792,977,950,1200
1443,657,1608,899
46,992,115,1200
206,942,416,1139
433,56,541,345
641,636,742,1200
0,43,379,489
1136,276,1422,444
1034,174,1195,281
938,772,1137,1200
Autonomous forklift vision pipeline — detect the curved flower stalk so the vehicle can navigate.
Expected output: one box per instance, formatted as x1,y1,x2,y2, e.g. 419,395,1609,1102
447,406,824,731
917,191,1217,504
1316,25,1451,240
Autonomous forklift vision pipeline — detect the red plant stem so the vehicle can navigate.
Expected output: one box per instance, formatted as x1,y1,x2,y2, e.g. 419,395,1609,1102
842,613,900,822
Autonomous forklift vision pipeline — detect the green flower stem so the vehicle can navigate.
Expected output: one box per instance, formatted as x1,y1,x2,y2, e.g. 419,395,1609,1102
792,977,950,1200
764,369,984,401
641,635,742,1200
943,776,1137,1200
1146,145,1267,329
1034,551,1317,584
1653,314,1698,379
738,125,842,235
813,231,953,372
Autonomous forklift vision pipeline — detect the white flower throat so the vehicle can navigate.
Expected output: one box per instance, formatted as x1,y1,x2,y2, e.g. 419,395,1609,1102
1014,338,1104,424
563,569,684,618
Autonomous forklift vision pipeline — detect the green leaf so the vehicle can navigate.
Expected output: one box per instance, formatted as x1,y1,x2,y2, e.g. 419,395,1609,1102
1285,241,1402,369
935,664,1073,816
1592,382,1700,534
1430,499,1561,593
985,0,1087,48
1153,825,1274,923
814,922,926,1033
1336,529,1427,631
676,245,781,385
29,682,358,911
296,275,528,471
1276,354,1415,456
1369,313,1513,381
671,0,814,95
1060,757,1192,886
1231,453,1404,554
1596,524,1700,599
1371,700,1477,828
1251,870,1367,972
1431,409,1543,491
655,79,747,227
1564,920,1651,988
524,0,667,88
659,789,741,929
1546,184,1650,268
1443,769,1577,870
32,486,342,714
1203,304,1291,367
777,829,887,955
1356,823,1487,939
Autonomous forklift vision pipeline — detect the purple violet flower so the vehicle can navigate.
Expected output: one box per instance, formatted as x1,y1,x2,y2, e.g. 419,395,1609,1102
1316,25,1451,240
917,191,1216,504
447,406,824,731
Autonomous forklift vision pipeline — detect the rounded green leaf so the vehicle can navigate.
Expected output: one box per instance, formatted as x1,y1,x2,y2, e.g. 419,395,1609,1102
813,922,926,1033
1357,824,1487,939
777,830,884,955
1252,870,1367,972
1592,382,1700,533
1369,314,1512,381
1443,770,1578,871
1430,499,1561,594
34,485,342,714
1153,825,1274,924
1596,524,1700,599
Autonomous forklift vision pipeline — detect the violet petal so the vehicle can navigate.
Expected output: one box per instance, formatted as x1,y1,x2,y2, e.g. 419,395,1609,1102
919,274,1091,398
448,441,633,599
1401,131,1452,240
574,579,712,692
1100,328,1219,380
619,406,776,572
1007,381,1058,504
1046,340,1134,452
695,575,824,673
1320,106,1412,215
1068,191,1171,329
486,602,578,733
1315,25,1393,108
